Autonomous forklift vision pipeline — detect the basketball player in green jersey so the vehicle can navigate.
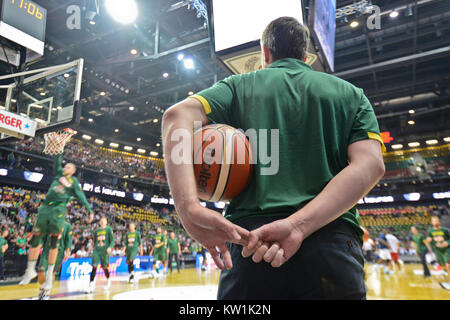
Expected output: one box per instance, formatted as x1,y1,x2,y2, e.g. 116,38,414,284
151,227,168,277
86,216,114,293
123,222,142,283
427,216,450,285
20,154,93,288
37,221,72,300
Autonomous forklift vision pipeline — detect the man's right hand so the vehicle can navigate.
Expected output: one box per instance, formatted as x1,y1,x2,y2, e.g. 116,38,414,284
179,203,250,270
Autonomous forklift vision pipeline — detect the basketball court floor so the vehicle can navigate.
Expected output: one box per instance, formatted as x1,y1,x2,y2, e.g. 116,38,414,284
1,264,448,300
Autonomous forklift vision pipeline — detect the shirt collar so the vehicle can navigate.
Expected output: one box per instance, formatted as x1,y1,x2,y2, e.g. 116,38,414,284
268,58,312,71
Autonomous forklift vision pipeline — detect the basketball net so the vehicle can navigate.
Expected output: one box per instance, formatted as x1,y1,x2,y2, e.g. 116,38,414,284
43,128,76,156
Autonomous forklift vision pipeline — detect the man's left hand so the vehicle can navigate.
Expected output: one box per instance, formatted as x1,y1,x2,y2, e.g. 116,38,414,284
241,218,305,268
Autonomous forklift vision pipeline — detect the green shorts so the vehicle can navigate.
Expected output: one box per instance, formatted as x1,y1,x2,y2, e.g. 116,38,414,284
434,248,449,266
153,247,168,261
126,247,139,262
33,205,66,235
92,248,109,268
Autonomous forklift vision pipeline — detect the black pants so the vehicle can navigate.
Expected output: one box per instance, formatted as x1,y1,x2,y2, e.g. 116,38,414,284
0,256,4,280
168,253,180,272
217,216,366,300
418,251,431,277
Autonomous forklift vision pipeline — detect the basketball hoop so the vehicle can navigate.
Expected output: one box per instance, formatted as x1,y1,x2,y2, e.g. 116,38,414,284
43,128,76,155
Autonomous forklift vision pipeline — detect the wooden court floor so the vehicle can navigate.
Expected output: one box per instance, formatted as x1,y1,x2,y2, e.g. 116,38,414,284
0,264,448,300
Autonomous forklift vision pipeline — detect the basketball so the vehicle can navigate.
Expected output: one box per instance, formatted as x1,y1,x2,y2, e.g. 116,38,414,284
193,124,253,202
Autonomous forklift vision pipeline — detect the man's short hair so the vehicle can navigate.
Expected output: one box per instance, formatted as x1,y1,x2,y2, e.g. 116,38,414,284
261,16,310,61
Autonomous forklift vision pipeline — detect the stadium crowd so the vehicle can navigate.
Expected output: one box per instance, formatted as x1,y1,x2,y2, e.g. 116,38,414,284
2,136,167,185
0,185,202,271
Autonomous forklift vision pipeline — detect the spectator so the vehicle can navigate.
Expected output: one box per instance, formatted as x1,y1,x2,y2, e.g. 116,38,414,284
76,246,89,258
0,228,9,280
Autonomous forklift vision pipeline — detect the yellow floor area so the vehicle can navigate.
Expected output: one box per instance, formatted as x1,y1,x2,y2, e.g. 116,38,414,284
0,264,448,300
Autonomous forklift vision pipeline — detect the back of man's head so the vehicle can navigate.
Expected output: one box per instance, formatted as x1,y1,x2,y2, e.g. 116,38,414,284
261,16,310,62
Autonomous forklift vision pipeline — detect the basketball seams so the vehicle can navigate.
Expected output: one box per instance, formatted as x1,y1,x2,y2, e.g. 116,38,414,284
209,129,231,202
193,124,252,202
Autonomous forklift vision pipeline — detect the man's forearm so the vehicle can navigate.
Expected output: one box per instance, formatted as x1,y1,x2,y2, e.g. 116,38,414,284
162,104,204,216
288,159,384,239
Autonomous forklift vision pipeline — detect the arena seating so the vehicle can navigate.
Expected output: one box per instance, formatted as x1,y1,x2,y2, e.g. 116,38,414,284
359,205,436,239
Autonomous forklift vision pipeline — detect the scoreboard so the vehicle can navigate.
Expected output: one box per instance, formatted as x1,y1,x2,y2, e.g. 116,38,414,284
0,0,47,55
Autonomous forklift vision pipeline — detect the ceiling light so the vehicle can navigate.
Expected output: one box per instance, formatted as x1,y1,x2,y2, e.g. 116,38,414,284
137,149,146,154
114,129,119,133
110,143,119,148
137,137,141,142
426,139,438,145
64,73,70,78
150,151,158,156
183,58,195,70
177,53,184,61
89,20,96,25
188,91,194,96
124,146,133,151
408,142,420,148
408,109,415,114
444,137,450,142
156,143,160,147
105,0,138,25
408,120,415,125
162,72,169,78
130,49,138,55
390,11,399,18
82,135,92,140
391,144,403,150
350,21,359,28
129,106,135,111
88,118,93,122
95,139,104,145
100,91,106,96
153,119,158,123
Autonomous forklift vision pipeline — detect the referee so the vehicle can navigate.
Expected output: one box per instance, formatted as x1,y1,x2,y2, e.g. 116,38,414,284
162,16,385,299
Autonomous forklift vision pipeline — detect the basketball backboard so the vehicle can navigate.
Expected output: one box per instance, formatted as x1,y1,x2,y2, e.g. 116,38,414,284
0,58,83,142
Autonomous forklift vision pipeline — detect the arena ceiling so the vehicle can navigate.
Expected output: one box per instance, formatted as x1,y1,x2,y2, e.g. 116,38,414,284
1,0,450,155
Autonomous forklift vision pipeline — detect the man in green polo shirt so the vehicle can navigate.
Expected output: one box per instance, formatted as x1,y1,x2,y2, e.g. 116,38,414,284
411,226,432,278
427,216,449,282
20,153,93,289
167,232,182,273
162,16,385,299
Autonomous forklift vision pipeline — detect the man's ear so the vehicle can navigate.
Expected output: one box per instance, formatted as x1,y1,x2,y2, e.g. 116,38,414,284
262,45,272,65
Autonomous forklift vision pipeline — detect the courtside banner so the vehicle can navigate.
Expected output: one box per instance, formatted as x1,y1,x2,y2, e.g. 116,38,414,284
59,256,153,280
0,109,37,138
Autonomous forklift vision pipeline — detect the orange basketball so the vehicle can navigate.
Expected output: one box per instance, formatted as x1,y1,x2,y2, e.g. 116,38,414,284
193,124,253,202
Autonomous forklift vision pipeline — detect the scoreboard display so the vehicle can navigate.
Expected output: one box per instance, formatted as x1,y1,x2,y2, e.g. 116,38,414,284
0,0,47,55
211,0,304,53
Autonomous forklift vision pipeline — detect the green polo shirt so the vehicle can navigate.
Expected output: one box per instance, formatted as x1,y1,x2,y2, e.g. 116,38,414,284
412,233,428,254
191,58,385,238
